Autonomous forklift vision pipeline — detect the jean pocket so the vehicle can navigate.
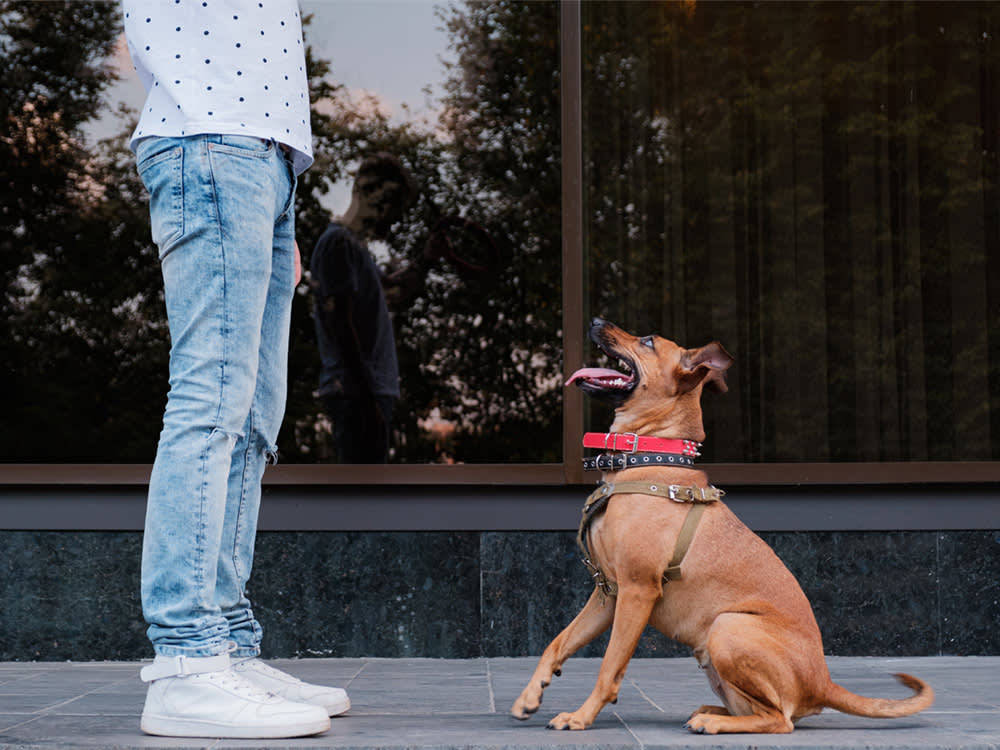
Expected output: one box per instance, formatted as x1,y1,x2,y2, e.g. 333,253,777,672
137,142,184,257
209,135,273,159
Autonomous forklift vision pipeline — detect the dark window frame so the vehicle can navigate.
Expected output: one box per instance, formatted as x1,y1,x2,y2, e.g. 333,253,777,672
3,1,1000,489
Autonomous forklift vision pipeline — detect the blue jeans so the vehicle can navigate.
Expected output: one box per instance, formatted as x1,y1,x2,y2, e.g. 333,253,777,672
135,135,297,658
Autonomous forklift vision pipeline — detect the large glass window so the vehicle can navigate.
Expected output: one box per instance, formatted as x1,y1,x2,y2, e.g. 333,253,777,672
581,1,1000,463
0,0,561,465
3,1,999,476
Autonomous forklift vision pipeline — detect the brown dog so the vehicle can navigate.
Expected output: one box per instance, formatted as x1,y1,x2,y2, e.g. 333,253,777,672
511,318,933,734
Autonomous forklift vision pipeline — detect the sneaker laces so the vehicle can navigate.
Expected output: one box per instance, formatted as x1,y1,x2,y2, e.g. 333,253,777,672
201,668,277,702
238,659,304,685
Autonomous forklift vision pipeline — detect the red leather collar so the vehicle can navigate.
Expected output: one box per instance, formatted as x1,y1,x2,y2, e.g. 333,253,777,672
582,432,701,457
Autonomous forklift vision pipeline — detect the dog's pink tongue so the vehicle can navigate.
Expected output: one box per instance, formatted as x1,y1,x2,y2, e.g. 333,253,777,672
565,367,626,386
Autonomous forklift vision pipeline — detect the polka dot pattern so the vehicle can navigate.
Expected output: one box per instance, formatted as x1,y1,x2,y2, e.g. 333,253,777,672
123,0,313,174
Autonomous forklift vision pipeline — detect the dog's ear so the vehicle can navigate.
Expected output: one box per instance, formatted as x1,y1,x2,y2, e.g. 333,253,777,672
679,342,734,393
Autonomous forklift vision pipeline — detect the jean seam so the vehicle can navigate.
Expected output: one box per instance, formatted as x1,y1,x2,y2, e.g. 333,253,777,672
197,140,230,613
194,431,212,608
233,408,254,584
208,144,272,159
210,135,273,158
277,155,297,221
206,139,231,433
139,146,185,255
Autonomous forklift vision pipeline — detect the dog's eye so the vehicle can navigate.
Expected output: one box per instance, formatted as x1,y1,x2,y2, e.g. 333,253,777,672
641,336,655,349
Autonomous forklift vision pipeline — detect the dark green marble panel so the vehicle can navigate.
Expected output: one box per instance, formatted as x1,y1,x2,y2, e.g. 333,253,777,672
0,529,996,660
479,531,688,659
0,531,146,660
936,530,1000,655
762,531,940,655
250,531,481,658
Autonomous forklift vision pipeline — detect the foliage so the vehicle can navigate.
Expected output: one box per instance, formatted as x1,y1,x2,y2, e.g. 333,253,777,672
580,0,1000,461
0,0,165,460
285,1,563,464
6,0,997,464
0,0,563,464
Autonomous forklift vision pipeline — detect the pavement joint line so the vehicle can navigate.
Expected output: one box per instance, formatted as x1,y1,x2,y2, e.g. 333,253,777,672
31,672,139,716
342,659,369,690
0,668,61,689
627,675,667,714
485,658,497,714
613,708,646,749
0,713,46,736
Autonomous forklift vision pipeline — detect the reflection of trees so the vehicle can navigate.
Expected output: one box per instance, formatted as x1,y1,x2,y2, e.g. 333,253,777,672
6,1,996,464
289,1,563,463
1,1,166,461
1,0,563,464
582,1,1000,462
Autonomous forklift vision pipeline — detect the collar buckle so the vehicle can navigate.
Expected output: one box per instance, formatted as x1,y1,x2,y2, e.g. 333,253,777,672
606,431,639,453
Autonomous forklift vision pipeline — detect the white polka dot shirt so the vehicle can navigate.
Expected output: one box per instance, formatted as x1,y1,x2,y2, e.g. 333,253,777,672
123,0,313,175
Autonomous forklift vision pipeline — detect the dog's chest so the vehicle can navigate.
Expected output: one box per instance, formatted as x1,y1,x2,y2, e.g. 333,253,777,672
585,492,700,576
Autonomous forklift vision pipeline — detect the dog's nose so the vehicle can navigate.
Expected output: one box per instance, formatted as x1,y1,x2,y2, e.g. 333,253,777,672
591,317,605,328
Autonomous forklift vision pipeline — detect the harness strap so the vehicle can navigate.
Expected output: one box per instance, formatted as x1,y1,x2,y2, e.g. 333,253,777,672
577,481,723,603
665,502,707,580
599,481,724,504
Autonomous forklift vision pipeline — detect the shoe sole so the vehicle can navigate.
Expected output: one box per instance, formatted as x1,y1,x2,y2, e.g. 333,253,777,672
328,696,351,716
141,713,330,739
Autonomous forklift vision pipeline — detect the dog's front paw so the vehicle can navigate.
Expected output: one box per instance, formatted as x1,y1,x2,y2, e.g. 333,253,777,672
547,711,589,731
686,705,729,734
511,691,542,720
685,713,716,734
689,704,729,719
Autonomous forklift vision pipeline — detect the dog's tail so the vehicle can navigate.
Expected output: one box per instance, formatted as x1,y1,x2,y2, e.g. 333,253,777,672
822,673,933,718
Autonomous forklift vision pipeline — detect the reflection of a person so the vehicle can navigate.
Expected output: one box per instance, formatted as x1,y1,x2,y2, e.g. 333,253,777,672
311,153,414,463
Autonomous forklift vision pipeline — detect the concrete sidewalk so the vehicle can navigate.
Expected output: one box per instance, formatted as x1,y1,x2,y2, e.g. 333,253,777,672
1,656,997,749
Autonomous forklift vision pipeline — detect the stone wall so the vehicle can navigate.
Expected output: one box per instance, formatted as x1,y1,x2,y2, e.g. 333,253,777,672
1,530,996,661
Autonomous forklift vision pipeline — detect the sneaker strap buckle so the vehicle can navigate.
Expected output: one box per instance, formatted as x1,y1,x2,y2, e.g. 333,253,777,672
140,652,231,683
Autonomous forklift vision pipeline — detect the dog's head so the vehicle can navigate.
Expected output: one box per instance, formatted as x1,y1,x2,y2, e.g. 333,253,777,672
566,318,733,439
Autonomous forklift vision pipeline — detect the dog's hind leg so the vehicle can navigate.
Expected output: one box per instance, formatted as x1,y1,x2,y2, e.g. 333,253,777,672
546,581,659,730
511,587,615,721
685,613,797,734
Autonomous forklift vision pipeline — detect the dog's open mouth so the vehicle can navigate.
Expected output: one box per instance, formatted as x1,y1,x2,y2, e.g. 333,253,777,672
565,366,634,390
565,351,637,396
565,319,639,402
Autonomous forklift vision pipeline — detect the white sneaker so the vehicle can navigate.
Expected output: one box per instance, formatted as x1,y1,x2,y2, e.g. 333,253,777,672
139,653,330,738
233,656,351,716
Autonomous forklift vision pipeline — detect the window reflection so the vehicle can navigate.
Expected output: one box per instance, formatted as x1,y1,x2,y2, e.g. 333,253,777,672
309,153,413,465
294,1,562,464
582,1,1000,462
0,1,561,464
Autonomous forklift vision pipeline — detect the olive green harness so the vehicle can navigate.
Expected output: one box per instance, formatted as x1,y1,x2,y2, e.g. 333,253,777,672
577,481,724,603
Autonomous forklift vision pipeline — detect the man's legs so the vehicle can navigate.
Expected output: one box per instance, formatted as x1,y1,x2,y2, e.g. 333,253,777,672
140,134,293,658
204,145,351,717
213,144,297,659
136,135,329,737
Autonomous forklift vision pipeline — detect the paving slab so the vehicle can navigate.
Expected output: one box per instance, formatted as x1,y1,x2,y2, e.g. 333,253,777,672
0,657,996,749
